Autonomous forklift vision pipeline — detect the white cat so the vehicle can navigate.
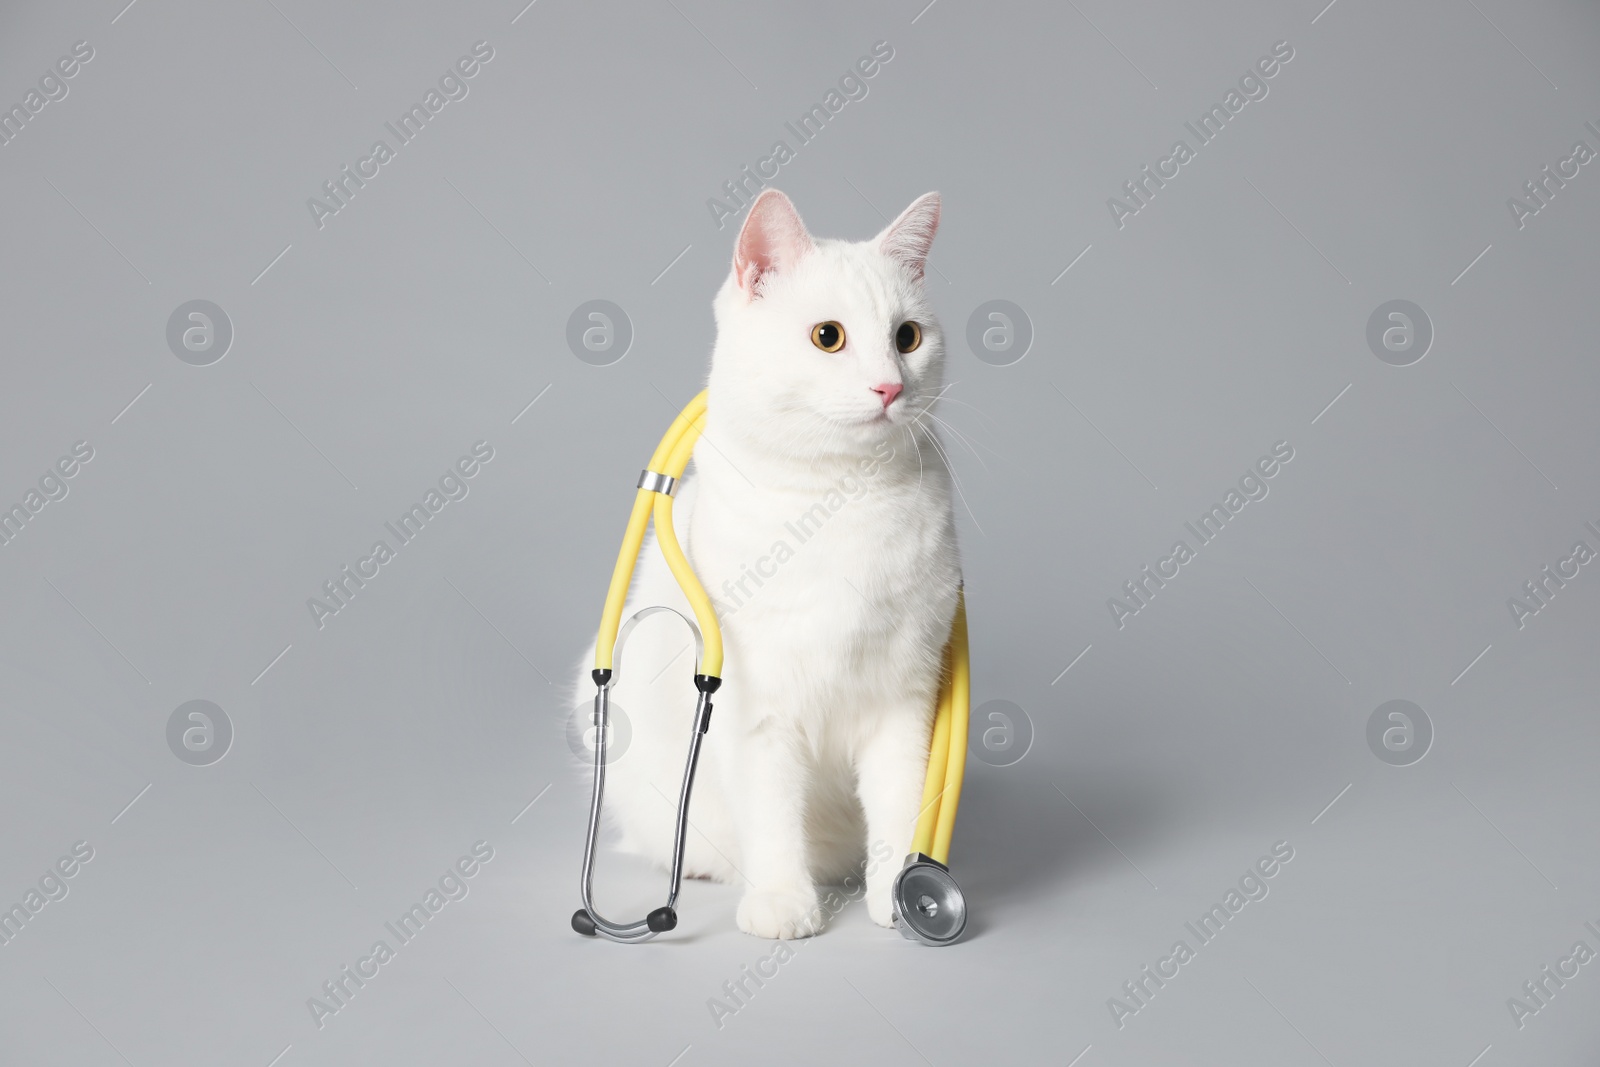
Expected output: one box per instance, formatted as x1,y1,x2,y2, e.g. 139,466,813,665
573,189,961,939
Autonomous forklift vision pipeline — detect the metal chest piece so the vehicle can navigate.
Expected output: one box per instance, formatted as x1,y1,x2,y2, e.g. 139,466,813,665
891,852,967,946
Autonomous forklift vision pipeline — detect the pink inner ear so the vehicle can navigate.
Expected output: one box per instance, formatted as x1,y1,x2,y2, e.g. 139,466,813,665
879,193,941,279
735,190,812,294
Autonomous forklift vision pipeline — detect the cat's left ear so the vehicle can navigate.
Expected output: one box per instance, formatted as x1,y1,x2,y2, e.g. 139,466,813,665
876,192,941,280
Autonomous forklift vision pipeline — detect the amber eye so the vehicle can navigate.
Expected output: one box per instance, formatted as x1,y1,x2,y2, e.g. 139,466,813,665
895,321,922,354
811,321,846,352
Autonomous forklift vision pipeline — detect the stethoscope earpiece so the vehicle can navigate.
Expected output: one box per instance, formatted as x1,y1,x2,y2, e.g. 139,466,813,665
573,608,712,945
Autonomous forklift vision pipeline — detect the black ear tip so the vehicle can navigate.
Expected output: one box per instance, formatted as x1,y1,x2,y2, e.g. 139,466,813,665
571,909,598,936
646,906,678,933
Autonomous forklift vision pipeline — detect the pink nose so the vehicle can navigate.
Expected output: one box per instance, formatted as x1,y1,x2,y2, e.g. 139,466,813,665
871,382,903,409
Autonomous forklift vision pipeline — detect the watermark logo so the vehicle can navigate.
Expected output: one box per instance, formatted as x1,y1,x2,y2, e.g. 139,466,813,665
969,699,1033,768
0,440,94,549
166,300,233,366
1507,920,1600,1030
1106,40,1295,229
1366,699,1431,766
1507,122,1599,230
0,40,94,149
1365,300,1431,366
965,299,1032,366
1108,442,1294,629
0,841,94,948
705,41,895,230
566,698,632,765
1108,840,1296,1028
710,440,896,620
566,300,632,366
1507,520,1599,629
307,442,495,631
167,700,233,766
307,42,495,230
705,840,894,1029
306,841,494,1029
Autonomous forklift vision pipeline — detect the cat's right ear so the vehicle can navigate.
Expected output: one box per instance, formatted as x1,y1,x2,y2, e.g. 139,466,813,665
733,189,813,298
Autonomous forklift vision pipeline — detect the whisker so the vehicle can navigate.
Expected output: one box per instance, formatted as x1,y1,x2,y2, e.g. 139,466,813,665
920,409,992,473
909,380,958,413
913,416,984,537
902,422,926,509
924,394,997,426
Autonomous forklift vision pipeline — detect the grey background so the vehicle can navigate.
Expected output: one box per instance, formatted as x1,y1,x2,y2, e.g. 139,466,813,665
2,0,1598,1064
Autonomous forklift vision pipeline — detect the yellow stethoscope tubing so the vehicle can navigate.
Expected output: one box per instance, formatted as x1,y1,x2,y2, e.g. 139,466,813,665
911,644,953,858
913,589,968,866
651,411,723,678
593,389,967,865
593,389,724,679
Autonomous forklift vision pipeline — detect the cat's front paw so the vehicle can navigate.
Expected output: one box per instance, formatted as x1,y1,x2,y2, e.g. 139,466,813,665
737,886,823,940
867,880,898,928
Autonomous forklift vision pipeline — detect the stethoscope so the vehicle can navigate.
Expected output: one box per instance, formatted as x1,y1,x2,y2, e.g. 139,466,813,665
571,389,969,946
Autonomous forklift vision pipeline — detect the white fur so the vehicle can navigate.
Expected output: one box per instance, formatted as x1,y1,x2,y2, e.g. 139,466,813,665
572,190,959,938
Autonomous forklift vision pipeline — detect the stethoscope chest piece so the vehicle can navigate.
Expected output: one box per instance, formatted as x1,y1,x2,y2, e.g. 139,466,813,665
892,852,967,946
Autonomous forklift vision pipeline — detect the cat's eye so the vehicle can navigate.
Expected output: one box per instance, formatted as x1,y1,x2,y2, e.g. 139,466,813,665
895,321,922,354
811,321,846,353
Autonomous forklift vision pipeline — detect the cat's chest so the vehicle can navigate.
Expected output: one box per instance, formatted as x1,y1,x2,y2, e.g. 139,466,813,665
688,474,955,608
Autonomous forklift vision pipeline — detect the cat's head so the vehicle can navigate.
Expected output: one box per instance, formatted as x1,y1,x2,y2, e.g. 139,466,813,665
710,189,943,463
